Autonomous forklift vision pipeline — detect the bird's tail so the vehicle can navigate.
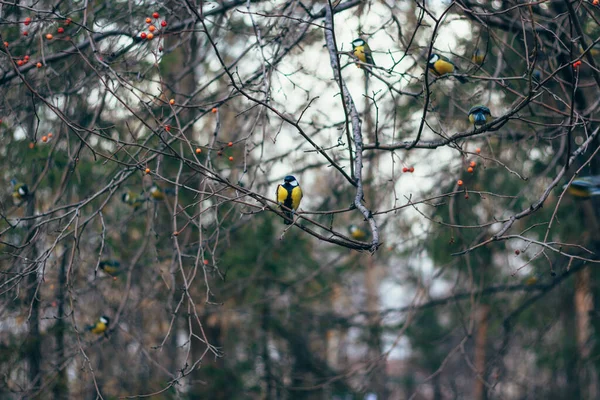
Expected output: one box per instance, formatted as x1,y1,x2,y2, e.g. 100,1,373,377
164,188,176,195
283,210,293,225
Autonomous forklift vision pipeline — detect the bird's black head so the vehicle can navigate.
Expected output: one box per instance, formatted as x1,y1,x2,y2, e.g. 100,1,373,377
100,316,110,325
428,53,440,66
284,175,299,187
352,38,365,49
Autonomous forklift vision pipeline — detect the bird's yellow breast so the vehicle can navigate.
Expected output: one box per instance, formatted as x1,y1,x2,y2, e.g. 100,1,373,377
353,46,367,63
430,59,455,76
91,322,107,334
567,186,591,198
290,186,303,211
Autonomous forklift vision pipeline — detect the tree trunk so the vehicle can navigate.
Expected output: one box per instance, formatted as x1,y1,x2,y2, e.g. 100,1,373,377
52,249,69,400
473,304,490,400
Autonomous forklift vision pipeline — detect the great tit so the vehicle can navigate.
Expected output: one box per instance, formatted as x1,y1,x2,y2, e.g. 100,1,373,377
87,316,110,335
11,179,29,203
471,49,485,65
351,38,376,69
148,185,175,201
276,175,303,225
468,105,492,128
563,176,600,198
99,260,121,276
428,53,468,83
122,191,145,210
348,224,369,240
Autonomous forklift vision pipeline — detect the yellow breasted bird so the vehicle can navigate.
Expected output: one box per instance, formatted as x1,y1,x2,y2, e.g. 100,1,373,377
471,49,485,65
351,38,376,69
11,179,29,203
349,224,369,240
148,185,175,201
87,316,110,334
99,260,121,276
563,176,600,198
122,190,146,210
276,175,303,225
468,105,492,128
428,53,467,83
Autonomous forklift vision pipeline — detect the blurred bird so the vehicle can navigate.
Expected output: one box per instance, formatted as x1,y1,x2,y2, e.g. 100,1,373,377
351,38,376,69
11,179,29,203
525,276,538,286
148,185,175,201
471,48,485,65
349,224,369,240
122,190,145,210
427,53,468,83
532,69,542,82
563,176,600,198
428,53,467,83
99,260,121,276
468,105,492,128
87,316,110,335
276,175,303,225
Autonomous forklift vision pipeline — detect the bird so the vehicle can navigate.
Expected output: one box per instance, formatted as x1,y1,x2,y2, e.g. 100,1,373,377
471,49,485,65
351,38,376,69
99,260,121,276
276,175,303,225
348,224,369,240
468,105,492,128
87,316,110,335
563,176,600,198
148,185,175,201
428,53,467,83
11,179,29,203
122,190,145,210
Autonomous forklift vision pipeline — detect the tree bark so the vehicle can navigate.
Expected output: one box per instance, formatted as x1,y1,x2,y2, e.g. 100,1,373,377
473,304,490,400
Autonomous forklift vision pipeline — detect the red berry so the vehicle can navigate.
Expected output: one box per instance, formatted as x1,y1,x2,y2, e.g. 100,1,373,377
148,25,156,33
228,141,233,147
467,167,474,173
24,17,31,26
165,125,171,132
161,20,167,27
228,156,234,161
140,32,147,39
203,259,209,265
145,17,152,24
57,27,64,34
36,62,42,68
3,41,8,48
402,167,408,173
217,150,223,156
211,108,217,113
147,33,154,40
46,33,53,40
65,18,72,25
475,148,481,154
469,161,476,167
153,12,160,19
23,31,29,36
515,249,521,255
17,60,23,66
457,180,464,186
408,167,414,173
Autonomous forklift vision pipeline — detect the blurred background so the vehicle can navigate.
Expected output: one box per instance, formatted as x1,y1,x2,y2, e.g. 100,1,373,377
0,0,599,399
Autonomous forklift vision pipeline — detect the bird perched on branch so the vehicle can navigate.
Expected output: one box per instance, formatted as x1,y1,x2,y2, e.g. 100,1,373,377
349,224,369,240
468,105,492,128
99,260,121,276
563,176,600,198
87,316,110,335
471,48,485,65
10,179,29,204
351,38,376,69
428,53,467,83
276,175,303,225
148,184,175,201
122,190,145,210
